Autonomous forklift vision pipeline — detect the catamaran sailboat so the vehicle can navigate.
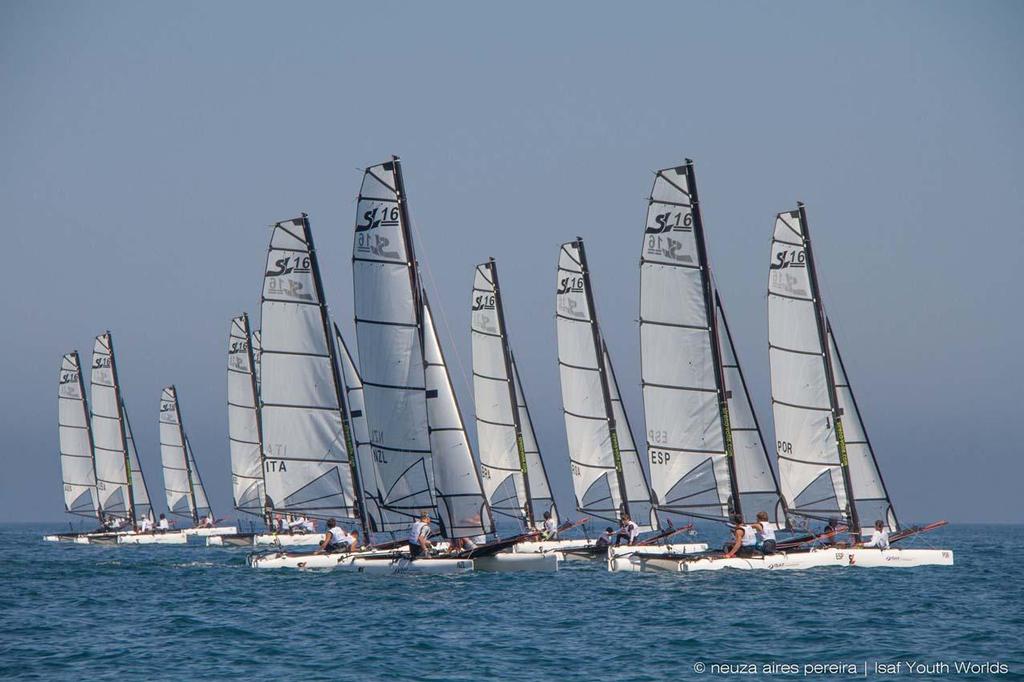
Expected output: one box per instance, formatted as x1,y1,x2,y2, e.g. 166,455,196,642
767,203,951,568
158,386,235,537
555,237,707,563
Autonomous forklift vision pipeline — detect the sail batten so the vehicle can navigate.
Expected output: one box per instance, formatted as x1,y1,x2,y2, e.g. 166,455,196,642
260,215,357,520
352,158,436,530
556,239,656,529
58,352,100,519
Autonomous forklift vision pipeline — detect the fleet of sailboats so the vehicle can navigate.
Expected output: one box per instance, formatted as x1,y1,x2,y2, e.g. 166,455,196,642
46,156,951,572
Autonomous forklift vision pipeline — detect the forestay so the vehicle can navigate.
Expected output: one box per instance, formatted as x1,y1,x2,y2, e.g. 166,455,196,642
335,326,384,534
556,240,655,529
90,332,152,523
471,260,557,528
260,215,357,520
352,158,436,530
159,386,212,523
768,207,850,526
639,165,733,522
228,314,266,518
58,352,100,519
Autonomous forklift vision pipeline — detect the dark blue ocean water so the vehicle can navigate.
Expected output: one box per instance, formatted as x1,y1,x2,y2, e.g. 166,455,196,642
1,524,1019,681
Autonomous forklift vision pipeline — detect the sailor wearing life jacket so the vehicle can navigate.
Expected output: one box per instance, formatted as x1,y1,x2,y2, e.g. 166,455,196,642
408,512,433,558
319,519,350,553
723,513,763,558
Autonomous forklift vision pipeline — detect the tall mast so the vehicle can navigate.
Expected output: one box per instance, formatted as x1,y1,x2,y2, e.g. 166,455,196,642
240,313,273,527
685,161,742,519
107,333,138,526
798,203,859,533
298,213,367,529
171,386,200,525
487,258,536,528
333,322,372,540
74,351,104,524
574,238,631,521
392,156,425,338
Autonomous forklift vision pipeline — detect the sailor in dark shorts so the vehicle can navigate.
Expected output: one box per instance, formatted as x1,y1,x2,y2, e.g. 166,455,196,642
318,518,347,553
407,512,433,558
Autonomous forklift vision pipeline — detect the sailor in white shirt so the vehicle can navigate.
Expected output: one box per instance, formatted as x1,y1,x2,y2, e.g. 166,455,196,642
105,515,124,531
755,511,777,552
861,520,890,549
157,514,170,532
319,519,352,553
614,515,640,546
292,515,310,534
541,511,558,540
139,516,154,533
407,512,433,558
724,514,763,558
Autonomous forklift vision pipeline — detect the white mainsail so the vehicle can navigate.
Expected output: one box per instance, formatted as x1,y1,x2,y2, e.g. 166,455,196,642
556,239,656,529
768,205,852,528
472,260,557,528
828,323,899,532
423,296,493,539
352,158,436,530
90,332,152,524
260,215,357,520
159,386,212,524
58,352,100,519
228,313,267,519
335,325,384,534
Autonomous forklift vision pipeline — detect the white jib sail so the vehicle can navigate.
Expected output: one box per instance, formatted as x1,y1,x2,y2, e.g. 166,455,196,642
471,262,541,528
828,323,899,532
768,208,849,525
510,353,558,525
260,215,357,519
639,165,732,522
352,159,436,530
123,403,154,523
423,298,492,539
335,326,384,534
58,352,99,519
717,297,785,523
556,240,655,529
228,314,266,518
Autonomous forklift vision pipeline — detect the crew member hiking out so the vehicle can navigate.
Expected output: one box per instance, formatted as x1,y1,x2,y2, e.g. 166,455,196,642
723,513,762,558
859,520,890,549
541,511,558,540
615,514,640,546
319,519,348,553
594,527,615,549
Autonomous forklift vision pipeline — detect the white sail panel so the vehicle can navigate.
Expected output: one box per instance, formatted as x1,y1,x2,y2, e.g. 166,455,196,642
423,299,492,539
160,386,194,520
828,325,898,532
58,352,99,518
228,314,265,517
639,165,731,522
90,333,134,521
186,441,212,520
717,299,785,523
352,159,435,530
252,329,262,392
768,209,848,524
335,327,384,534
260,216,356,519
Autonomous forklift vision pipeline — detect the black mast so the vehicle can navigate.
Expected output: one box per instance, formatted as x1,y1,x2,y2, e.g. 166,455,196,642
797,203,860,534
685,161,743,520
298,214,368,530
574,238,631,521
487,258,536,528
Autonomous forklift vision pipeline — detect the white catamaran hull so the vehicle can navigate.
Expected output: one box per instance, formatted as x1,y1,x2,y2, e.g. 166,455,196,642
248,550,473,574
182,526,238,537
117,531,188,545
473,553,558,572
839,548,953,568
206,533,323,547
609,549,847,573
42,533,109,544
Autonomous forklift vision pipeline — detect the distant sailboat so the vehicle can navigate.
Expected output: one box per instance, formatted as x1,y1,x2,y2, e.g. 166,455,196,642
58,352,101,522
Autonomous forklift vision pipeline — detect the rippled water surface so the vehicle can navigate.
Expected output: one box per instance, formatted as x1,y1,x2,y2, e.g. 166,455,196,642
2,524,1019,680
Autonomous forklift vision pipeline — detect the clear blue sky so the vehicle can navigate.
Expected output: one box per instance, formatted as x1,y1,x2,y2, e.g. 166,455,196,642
2,1,1021,524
